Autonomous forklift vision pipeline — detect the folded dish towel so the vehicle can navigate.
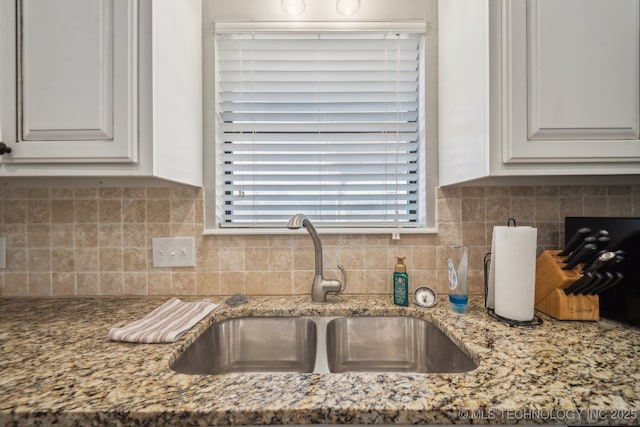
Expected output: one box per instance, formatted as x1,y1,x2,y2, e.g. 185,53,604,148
108,297,217,343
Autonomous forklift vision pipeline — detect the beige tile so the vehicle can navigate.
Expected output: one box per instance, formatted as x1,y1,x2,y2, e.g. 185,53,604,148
485,198,510,222
558,197,583,219
98,224,123,248
196,272,220,295
266,271,294,295
582,185,607,196
583,197,608,216
461,222,486,246
27,249,50,272
27,200,50,223
75,224,98,247
3,200,27,224
268,247,294,271
122,187,146,199
100,248,123,271
411,245,437,270
245,271,269,295
122,224,146,248
27,224,50,248
534,197,559,222
436,222,460,246
50,224,75,248
98,187,122,199
147,187,171,199
196,248,218,272
510,187,534,197
124,272,147,295
4,224,26,247
171,223,195,237
27,188,49,199
146,223,171,240
123,248,147,271
122,199,146,224
342,269,366,294
364,270,388,294
99,200,122,223
146,199,171,223
170,199,195,224
29,273,51,296
52,272,76,296
245,247,269,271
608,197,632,216
363,245,389,270
4,273,28,296
437,197,461,222
51,199,74,223
76,272,100,295
218,247,246,272
292,270,314,295
74,248,99,272
510,198,534,223
74,188,98,199
219,271,246,295
147,272,172,295
534,186,558,197
460,186,485,198
100,273,123,295
74,199,98,223
484,187,510,198
51,248,75,272
6,249,27,272
461,198,485,222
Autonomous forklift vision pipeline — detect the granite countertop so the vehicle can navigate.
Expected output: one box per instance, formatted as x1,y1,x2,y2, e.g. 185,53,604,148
0,295,639,426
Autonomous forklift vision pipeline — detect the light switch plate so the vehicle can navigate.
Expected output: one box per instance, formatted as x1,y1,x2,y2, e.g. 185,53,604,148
0,237,5,269
152,237,195,268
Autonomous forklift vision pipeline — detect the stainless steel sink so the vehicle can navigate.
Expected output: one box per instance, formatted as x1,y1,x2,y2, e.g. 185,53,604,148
170,316,317,374
171,315,477,375
325,316,477,373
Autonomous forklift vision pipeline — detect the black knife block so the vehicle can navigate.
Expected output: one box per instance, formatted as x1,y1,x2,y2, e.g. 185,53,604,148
534,250,599,321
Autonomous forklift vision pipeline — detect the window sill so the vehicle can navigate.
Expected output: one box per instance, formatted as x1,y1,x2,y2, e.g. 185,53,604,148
202,226,438,236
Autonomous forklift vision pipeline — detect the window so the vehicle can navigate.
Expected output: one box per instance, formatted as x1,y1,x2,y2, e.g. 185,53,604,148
205,23,436,233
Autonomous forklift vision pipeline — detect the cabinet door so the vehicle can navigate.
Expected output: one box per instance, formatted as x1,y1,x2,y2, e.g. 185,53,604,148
503,0,640,163
1,0,137,163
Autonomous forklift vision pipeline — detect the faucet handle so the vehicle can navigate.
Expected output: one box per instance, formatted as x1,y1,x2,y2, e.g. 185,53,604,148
336,263,347,295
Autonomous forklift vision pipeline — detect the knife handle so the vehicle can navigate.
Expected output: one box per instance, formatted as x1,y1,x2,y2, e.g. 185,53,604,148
562,236,597,264
583,251,616,274
558,227,591,256
581,272,614,295
591,272,624,295
562,243,598,270
564,272,595,295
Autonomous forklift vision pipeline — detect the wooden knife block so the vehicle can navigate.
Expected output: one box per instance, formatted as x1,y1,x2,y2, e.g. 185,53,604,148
534,250,599,321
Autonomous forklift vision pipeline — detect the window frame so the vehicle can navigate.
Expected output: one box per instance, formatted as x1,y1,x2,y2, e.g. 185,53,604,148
203,21,438,235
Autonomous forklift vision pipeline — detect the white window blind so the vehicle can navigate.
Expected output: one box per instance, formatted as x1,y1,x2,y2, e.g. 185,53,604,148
215,31,424,228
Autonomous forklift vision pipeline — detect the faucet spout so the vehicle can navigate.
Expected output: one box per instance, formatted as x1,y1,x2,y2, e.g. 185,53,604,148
287,214,347,302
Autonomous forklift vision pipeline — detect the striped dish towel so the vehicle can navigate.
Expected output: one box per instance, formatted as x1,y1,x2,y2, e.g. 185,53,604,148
108,298,217,343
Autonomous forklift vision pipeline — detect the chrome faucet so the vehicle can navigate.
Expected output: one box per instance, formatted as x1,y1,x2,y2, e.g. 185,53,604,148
287,214,347,303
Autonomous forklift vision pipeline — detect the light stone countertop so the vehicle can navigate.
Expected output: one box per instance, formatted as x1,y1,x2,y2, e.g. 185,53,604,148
0,295,639,426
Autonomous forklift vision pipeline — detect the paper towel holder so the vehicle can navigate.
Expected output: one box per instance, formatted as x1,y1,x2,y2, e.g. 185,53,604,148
484,217,543,327
483,252,543,327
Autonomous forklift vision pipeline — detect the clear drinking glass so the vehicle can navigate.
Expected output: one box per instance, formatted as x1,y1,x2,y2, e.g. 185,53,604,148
447,245,469,314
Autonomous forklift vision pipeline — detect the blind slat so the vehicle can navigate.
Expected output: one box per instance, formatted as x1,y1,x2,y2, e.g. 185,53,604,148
215,31,424,228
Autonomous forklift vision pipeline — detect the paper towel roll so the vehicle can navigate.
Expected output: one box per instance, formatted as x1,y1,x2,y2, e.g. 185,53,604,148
490,225,537,322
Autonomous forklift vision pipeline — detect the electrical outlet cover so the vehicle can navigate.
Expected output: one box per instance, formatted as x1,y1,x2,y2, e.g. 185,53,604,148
152,237,195,268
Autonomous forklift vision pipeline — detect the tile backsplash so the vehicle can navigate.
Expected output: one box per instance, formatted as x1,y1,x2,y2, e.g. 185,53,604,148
1,184,638,298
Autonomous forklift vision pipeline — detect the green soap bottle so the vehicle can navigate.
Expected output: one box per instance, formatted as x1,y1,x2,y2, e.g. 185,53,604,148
393,256,409,306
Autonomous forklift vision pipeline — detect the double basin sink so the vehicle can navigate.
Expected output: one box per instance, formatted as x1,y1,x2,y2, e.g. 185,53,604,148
171,316,477,375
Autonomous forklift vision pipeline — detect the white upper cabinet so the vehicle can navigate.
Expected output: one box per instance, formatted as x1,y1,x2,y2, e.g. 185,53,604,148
0,0,202,186
2,0,137,163
439,0,640,185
